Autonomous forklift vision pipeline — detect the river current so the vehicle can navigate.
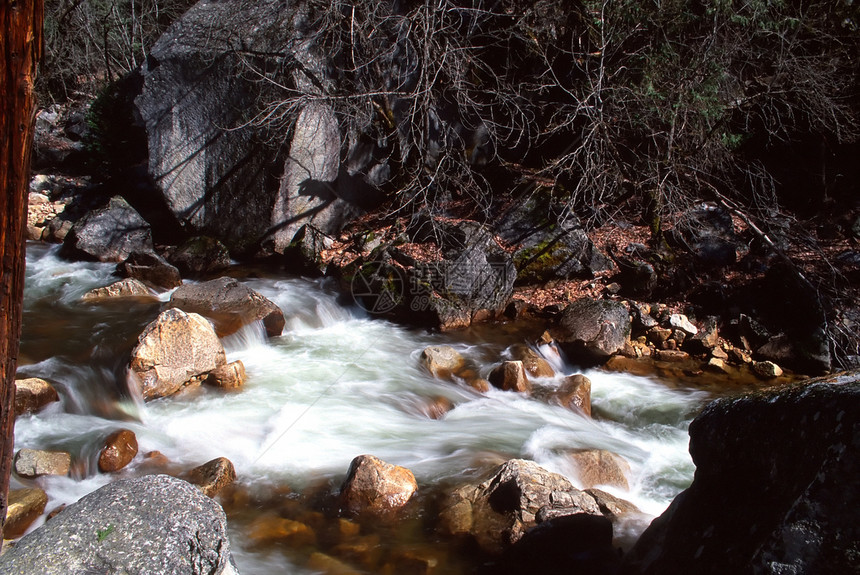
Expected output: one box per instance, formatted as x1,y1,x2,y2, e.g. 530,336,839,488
13,242,712,573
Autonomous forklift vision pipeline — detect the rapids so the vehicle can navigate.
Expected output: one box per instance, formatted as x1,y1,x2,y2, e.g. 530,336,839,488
13,242,713,574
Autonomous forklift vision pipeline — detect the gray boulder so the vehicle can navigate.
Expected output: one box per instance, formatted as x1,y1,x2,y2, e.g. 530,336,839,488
623,371,860,575
134,1,368,256
552,298,631,364
60,196,153,262
0,475,238,575
118,251,183,290
167,236,231,277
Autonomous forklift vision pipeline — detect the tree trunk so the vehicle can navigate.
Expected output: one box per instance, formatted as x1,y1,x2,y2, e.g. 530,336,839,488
0,0,43,545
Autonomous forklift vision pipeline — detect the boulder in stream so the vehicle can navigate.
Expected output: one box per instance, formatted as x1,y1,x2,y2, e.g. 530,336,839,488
0,475,239,575
622,371,860,575
169,277,285,338
14,449,71,479
4,488,48,539
552,298,631,364
129,308,227,401
488,361,531,393
551,374,592,417
438,458,601,554
14,378,59,416
117,251,183,290
420,345,466,379
81,278,154,302
339,455,418,516
60,196,154,262
98,429,139,473
186,457,237,498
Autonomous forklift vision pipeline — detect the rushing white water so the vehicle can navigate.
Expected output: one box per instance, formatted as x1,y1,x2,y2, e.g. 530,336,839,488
14,242,712,573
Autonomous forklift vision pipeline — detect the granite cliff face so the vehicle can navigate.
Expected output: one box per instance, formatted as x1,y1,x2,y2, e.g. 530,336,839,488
623,371,860,575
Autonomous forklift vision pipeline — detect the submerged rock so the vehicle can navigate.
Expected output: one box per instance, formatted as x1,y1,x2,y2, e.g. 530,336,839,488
129,308,227,401
0,475,238,574
623,371,860,575
566,449,630,490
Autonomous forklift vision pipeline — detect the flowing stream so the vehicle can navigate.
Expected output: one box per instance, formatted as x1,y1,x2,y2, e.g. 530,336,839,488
13,242,715,574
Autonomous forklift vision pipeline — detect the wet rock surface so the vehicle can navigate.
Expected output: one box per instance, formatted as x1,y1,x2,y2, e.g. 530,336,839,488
623,371,860,575
0,475,238,575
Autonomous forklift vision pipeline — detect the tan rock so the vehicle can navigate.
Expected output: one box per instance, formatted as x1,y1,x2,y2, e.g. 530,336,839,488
81,278,154,301
14,449,71,478
510,345,555,378
567,449,631,490
420,346,465,379
205,360,246,390
340,455,417,516
14,378,59,416
552,374,592,417
647,327,672,346
5,488,48,539
186,457,237,498
488,361,531,393
129,308,226,401
98,429,139,472
417,395,454,419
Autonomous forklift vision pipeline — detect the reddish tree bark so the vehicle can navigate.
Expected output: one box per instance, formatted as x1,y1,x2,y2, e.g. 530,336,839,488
1,0,43,545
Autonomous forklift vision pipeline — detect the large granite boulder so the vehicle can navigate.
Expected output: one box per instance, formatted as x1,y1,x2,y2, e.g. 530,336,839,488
169,277,285,338
0,475,238,575
133,0,371,256
552,298,631,364
129,308,227,401
623,371,860,575
60,196,153,262
438,459,601,554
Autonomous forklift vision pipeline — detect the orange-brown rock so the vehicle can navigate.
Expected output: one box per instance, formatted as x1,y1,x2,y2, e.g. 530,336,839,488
553,374,592,417
510,344,555,378
488,361,531,393
14,378,59,416
339,455,418,516
5,488,47,538
186,457,237,498
307,551,361,575
98,429,139,473
205,360,246,390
